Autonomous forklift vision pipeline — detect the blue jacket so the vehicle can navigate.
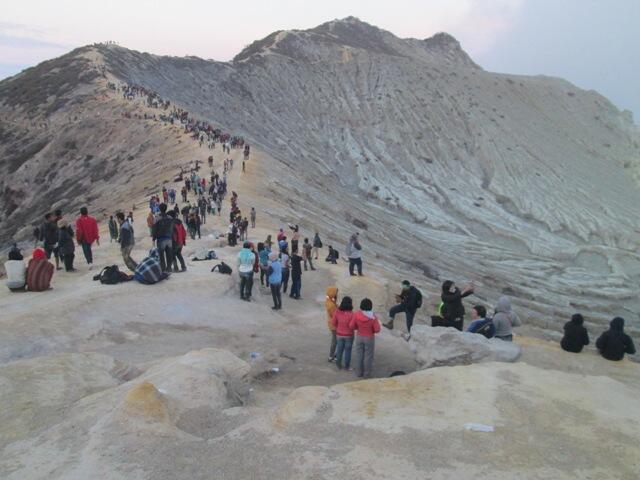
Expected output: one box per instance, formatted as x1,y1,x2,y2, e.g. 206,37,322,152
258,249,270,266
268,260,282,284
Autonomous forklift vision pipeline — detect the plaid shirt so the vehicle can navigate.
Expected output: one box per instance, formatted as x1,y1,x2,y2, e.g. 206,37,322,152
134,256,165,284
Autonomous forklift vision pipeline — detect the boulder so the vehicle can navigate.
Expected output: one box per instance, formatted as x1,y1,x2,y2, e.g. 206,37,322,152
409,326,521,369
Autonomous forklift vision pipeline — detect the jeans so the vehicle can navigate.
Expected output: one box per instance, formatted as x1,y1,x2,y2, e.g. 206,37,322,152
281,268,290,293
349,257,362,275
329,331,337,359
121,244,138,272
270,283,282,309
240,271,254,299
172,246,186,271
355,336,375,378
63,252,75,271
81,242,93,264
335,336,354,369
290,277,301,298
304,256,314,271
157,238,174,272
389,304,416,332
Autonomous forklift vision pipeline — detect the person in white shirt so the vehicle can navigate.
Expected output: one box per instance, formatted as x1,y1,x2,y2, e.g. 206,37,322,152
5,244,26,291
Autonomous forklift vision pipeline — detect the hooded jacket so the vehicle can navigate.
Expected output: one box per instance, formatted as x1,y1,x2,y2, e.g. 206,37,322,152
560,315,590,353
237,248,256,273
349,311,381,338
441,283,472,321
492,297,522,338
596,317,636,361
76,214,99,244
325,286,338,331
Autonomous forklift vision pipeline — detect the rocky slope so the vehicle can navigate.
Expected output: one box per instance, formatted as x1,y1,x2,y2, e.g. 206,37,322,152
1,17,639,334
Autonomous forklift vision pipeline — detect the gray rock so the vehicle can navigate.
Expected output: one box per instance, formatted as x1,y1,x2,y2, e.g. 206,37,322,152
409,326,521,368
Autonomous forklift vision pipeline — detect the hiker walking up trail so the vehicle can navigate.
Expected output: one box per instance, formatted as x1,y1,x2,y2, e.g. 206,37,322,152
332,296,355,371
325,286,339,362
289,246,303,299
596,317,636,361
170,211,187,272
250,207,256,228
303,238,315,271
76,207,99,267
313,232,322,260
237,242,256,301
350,298,381,378
116,212,137,272
41,213,60,270
346,233,363,276
440,280,474,331
57,218,76,272
383,280,422,336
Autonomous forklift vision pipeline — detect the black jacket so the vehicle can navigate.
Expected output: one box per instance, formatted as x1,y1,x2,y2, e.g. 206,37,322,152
596,317,636,361
41,220,59,245
57,227,75,255
560,320,590,353
441,288,472,321
291,254,303,278
401,286,421,313
152,214,174,240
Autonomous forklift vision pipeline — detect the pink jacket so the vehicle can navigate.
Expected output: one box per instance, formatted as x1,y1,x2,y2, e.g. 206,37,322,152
349,311,381,338
332,310,355,337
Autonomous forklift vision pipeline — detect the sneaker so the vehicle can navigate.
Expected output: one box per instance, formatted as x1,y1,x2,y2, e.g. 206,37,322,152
271,306,278,310
345,367,354,372
403,334,412,342
328,357,335,363
383,321,394,330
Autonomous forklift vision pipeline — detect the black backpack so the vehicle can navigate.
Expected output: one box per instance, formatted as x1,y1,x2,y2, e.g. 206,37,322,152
475,319,495,339
212,262,232,275
415,288,423,309
95,265,122,285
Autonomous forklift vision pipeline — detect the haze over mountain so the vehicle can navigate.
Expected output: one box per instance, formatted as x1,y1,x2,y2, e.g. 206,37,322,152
1,17,639,334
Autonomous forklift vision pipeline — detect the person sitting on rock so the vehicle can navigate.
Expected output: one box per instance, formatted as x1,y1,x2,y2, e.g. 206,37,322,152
26,248,54,291
596,317,636,361
440,280,474,331
560,314,590,353
492,296,521,341
384,280,422,335
466,305,495,338
4,244,26,291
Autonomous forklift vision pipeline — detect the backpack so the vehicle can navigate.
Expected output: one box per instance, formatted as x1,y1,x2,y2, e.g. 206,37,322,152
414,288,423,309
95,265,122,285
211,262,232,274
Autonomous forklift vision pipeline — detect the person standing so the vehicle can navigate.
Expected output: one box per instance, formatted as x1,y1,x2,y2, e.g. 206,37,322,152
75,207,99,267
440,280,474,331
325,286,339,362
146,210,155,237
250,207,256,228
350,298,381,378
267,252,282,310
152,203,175,273
40,213,61,270
280,247,291,294
302,238,315,271
108,215,119,243
383,280,422,335
289,246,303,299
346,233,363,276
332,296,355,370
57,219,76,272
237,242,256,301
116,212,137,272
312,232,322,260
170,211,187,272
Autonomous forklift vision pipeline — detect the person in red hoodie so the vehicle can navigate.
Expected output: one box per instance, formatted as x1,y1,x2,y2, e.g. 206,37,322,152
331,296,355,371
75,207,99,267
349,298,381,378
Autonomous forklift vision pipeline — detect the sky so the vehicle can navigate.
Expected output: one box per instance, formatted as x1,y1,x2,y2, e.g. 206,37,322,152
1,0,638,120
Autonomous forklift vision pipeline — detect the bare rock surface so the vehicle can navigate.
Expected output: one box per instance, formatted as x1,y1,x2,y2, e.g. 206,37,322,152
409,326,521,368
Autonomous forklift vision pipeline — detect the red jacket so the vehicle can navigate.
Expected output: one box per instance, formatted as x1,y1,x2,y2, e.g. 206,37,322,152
173,221,187,246
76,215,99,244
332,310,355,337
349,311,381,338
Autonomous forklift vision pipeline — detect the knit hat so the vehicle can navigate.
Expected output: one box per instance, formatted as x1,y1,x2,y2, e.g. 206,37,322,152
268,251,279,261
32,248,46,260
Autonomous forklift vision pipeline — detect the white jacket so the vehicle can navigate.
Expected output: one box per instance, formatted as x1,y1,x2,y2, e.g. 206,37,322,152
4,260,26,289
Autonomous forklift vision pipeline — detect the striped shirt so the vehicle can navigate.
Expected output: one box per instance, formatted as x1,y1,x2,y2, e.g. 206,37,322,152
26,259,54,292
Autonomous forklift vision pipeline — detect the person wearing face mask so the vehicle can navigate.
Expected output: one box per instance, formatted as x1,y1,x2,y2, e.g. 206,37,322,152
440,280,474,331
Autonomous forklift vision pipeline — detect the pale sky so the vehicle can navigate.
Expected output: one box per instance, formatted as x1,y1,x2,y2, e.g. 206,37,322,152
1,0,638,120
